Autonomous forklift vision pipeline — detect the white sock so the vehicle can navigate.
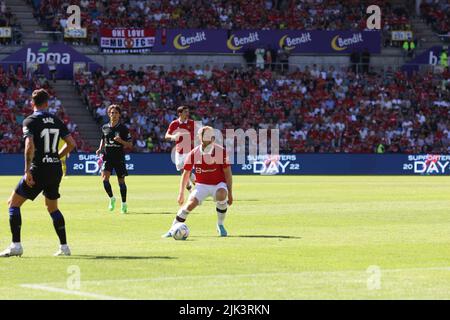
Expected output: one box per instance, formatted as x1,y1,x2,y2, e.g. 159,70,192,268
217,212,226,225
172,208,190,225
216,200,228,225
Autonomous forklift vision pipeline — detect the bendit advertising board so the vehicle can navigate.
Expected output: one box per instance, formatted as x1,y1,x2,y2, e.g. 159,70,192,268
155,29,381,54
99,29,381,54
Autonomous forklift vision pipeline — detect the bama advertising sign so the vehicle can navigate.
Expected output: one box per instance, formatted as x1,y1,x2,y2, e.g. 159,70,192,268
1,42,100,80
0,154,449,175
402,46,449,73
152,29,381,54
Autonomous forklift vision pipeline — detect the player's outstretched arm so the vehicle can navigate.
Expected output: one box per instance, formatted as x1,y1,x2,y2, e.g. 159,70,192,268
224,167,233,206
59,135,76,159
165,122,177,141
165,131,179,141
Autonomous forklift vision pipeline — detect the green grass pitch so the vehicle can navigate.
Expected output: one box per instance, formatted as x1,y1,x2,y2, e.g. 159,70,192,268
0,175,449,299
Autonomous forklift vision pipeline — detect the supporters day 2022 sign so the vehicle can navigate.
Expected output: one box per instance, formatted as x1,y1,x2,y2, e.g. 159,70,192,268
100,28,156,53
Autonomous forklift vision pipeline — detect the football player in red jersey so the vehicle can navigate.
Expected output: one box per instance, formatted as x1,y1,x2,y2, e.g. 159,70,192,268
162,126,233,237
165,106,197,191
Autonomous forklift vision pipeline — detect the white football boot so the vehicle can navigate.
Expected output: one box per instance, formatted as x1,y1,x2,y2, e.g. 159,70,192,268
162,224,179,238
0,243,23,257
161,229,174,238
54,244,71,256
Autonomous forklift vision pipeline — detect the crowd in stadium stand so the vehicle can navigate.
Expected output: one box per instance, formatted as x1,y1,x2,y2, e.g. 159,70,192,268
74,63,450,154
29,0,411,45
0,65,88,153
420,0,450,42
0,0,22,45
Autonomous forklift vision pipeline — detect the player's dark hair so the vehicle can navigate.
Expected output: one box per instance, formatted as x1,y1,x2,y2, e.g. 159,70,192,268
108,105,121,114
177,106,189,115
31,89,49,107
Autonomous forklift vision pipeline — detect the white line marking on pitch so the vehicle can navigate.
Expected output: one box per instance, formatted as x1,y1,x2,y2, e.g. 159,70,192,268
24,266,450,288
20,284,129,300
84,266,450,284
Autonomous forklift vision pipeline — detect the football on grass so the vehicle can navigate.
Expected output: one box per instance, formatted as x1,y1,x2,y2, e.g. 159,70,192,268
172,223,189,240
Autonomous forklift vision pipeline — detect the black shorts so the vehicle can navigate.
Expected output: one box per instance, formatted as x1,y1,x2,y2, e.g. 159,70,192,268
102,160,128,178
15,167,63,201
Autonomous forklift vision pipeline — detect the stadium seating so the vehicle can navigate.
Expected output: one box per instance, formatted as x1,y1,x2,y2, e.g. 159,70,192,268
31,0,410,45
74,63,450,154
0,0,22,45
420,1,450,41
0,65,88,153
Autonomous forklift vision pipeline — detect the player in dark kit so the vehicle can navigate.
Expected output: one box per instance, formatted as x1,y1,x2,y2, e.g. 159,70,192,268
0,89,76,257
96,105,132,214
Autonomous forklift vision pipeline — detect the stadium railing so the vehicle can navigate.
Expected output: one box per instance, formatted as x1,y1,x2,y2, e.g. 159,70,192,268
0,61,26,70
85,62,446,77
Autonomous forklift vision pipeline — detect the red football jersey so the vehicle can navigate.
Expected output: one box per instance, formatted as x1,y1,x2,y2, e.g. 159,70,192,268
167,119,195,154
183,145,230,185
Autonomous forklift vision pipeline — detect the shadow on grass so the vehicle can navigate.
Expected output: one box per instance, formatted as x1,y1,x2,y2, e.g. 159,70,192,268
203,199,261,202
69,255,177,260
229,235,302,239
128,211,174,215
200,235,302,240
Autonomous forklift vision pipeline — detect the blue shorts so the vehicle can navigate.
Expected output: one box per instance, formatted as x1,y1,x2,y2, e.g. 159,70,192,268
102,160,128,178
15,168,62,201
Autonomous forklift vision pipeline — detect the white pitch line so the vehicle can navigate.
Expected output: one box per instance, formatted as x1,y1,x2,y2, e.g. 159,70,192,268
26,266,450,287
382,266,450,273
20,284,129,300
85,266,450,284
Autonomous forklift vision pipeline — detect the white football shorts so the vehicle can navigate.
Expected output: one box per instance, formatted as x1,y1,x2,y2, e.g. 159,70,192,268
175,152,189,171
189,182,228,205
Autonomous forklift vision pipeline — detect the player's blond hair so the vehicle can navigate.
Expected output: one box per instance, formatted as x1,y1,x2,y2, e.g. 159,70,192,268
198,126,215,141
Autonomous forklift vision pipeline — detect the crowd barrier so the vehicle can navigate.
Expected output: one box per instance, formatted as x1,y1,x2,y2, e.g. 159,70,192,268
0,154,449,176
